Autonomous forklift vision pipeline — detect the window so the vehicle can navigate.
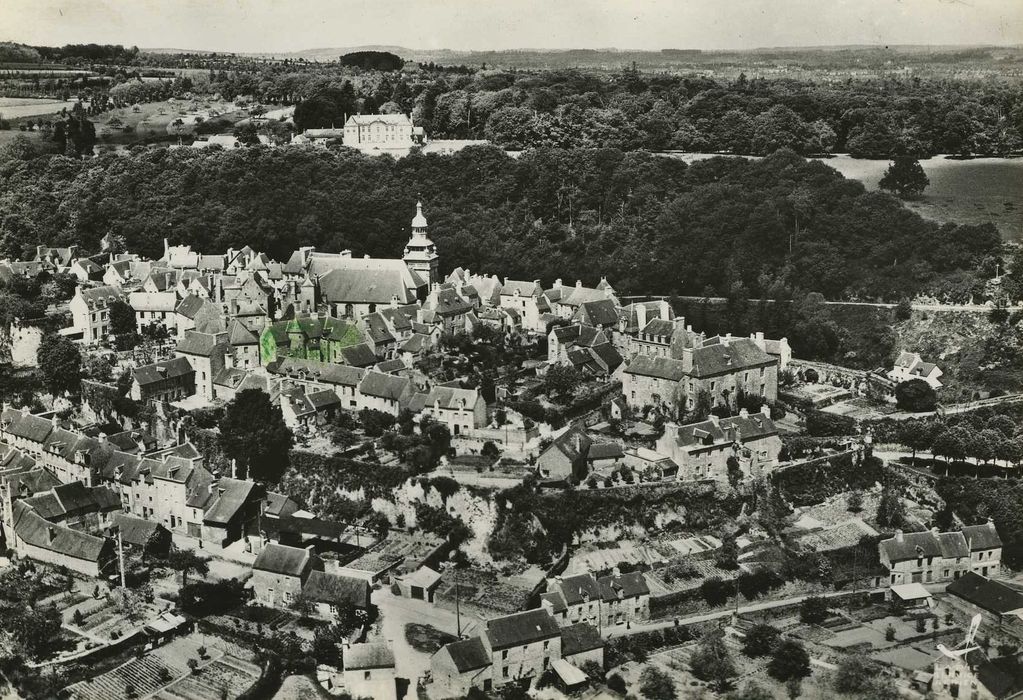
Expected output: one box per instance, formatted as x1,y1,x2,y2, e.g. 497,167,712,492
502,667,509,678
502,650,508,660
364,671,371,680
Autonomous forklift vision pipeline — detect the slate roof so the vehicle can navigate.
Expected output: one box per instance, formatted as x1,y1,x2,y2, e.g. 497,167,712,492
133,356,195,387
227,319,258,346
12,500,111,563
76,285,124,307
544,427,593,466
111,512,165,547
344,643,395,671
963,523,1003,551
400,333,431,354
625,355,688,382
253,542,312,577
947,572,1023,615
318,262,421,305
419,386,480,410
689,338,775,378
129,291,177,312
431,288,473,317
485,609,561,651
341,343,379,368
599,571,650,600
576,299,619,327
440,636,491,673
271,357,366,388
175,294,207,319
587,442,624,460
358,372,410,400
937,531,971,559
203,478,257,526
560,622,603,656
670,412,779,449
176,330,227,357
557,573,602,606
880,531,946,563
303,570,371,608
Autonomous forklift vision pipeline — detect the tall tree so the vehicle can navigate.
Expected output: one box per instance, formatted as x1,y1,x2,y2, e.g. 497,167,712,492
37,334,82,395
689,626,736,691
219,388,294,483
879,157,930,199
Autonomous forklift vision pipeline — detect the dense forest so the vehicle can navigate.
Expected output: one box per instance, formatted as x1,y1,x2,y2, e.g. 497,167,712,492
0,142,1000,304
2,39,1021,158
193,65,1023,157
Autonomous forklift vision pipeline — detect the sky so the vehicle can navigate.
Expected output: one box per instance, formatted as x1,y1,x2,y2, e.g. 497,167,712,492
1,0,1021,53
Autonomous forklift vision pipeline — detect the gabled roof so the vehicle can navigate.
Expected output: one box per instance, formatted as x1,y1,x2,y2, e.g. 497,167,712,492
438,636,491,673
358,372,410,400
880,531,945,563
12,500,111,563
543,427,593,465
962,522,1003,551
175,294,207,319
485,609,560,651
303,570,370,608
345,113,412,126
133,356,195,387
203,478,257,525
343,643,394,671
111,512,165,547
176,330,227,357
670,412,779,448
689,338,775,378
575,299,619,327
75,285,124,307
501,279,543,297
253,542,312,577
420,386,480,410
128,291,178,312
560,622,603,656
227,319,258,346
271,357,366,388
317,260,421,305
598,571,649,600
948,572,1023,615
624,355,688,382
341,343,379,368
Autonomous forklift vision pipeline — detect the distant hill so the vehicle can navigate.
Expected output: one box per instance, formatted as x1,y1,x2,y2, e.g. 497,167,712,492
138,43,1023,70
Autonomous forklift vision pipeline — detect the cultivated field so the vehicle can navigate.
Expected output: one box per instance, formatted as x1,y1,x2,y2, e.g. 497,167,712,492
0,97,81,118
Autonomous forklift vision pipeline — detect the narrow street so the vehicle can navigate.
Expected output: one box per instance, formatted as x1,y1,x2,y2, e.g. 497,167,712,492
602,587,876,639
369,587,483,686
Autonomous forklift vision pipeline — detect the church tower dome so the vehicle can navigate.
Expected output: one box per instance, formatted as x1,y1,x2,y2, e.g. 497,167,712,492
403,200,439,287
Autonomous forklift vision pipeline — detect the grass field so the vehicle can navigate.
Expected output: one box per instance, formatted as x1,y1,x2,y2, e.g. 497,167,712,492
823,155,1023,243
0,97,81,118
671,152,1023,242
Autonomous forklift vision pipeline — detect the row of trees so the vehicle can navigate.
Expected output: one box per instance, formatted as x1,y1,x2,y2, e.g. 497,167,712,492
886,406,1023,467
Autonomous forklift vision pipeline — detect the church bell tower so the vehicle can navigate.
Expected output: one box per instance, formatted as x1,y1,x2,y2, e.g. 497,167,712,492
403,200,440,287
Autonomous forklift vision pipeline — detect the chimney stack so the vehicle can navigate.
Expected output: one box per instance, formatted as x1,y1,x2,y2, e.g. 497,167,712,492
635,303,647,332
895,529,904,542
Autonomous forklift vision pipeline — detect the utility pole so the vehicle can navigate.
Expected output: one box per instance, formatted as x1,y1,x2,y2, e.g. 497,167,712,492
117,527,126,588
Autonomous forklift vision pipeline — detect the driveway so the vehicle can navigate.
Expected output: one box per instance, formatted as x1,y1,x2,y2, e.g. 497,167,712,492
369,587,482,685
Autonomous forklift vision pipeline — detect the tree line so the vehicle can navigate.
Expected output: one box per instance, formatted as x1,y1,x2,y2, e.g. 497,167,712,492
0,144,1001,308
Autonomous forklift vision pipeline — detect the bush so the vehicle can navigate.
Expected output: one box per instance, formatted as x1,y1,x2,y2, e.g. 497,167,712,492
767,640,811,681
701,577,731,607
799,595,829,624
805,409,856,437
607,673,627,693
895,379,937,413
742,624,780,658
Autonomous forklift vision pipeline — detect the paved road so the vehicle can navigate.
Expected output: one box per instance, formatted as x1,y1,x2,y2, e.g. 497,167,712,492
602,587,875,639
624,295,1006,314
